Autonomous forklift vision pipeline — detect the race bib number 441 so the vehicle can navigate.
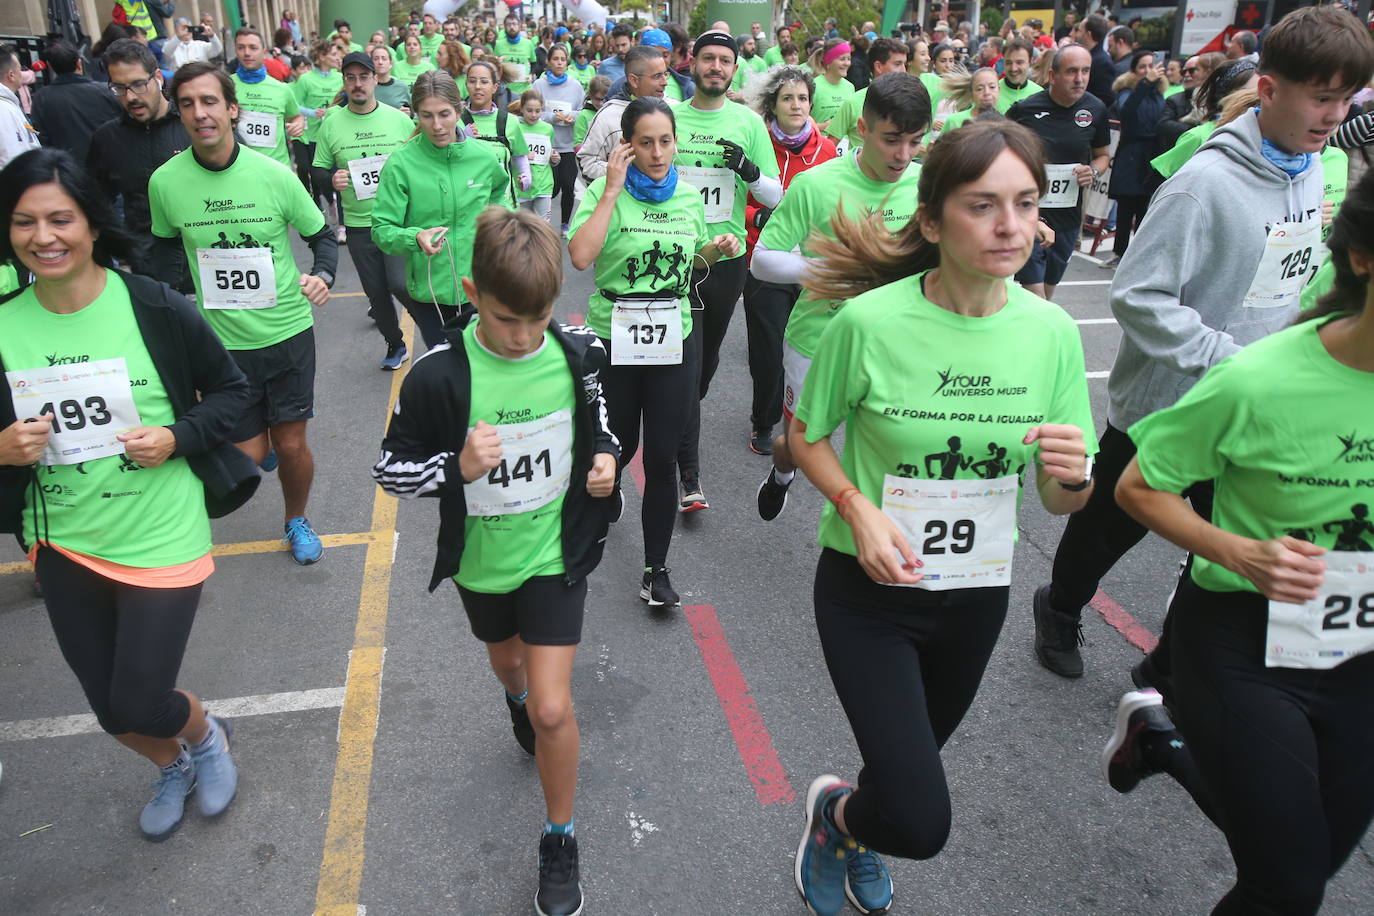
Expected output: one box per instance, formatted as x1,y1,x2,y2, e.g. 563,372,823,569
5,357,143,465
880,475,1018,590
464,409,573,516
1267,554,1374,669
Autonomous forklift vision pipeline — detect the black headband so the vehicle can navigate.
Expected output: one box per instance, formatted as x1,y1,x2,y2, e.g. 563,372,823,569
693,31,738,59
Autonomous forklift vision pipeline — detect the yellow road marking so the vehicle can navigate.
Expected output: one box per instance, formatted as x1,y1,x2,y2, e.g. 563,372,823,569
313,318,412,915
0,531,376,577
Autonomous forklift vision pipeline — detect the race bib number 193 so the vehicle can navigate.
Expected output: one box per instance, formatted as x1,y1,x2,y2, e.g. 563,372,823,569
5,357,143,465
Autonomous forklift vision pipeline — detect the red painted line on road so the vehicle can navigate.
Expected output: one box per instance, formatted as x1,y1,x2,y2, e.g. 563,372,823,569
567,312,584,326
684,604,795,805
1091,589,1159,653
627,450,646,494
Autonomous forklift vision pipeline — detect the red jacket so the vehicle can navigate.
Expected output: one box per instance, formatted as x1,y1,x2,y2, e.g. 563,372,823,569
745,119,839,259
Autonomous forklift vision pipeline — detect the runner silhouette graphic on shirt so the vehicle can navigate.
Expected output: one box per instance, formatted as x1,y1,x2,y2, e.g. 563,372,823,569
925,436,972,479
663,243,688,288
622,256,642,285
1323,503,1374,551
210,232,236,249
234,232,264,248
971,443,1011,479
640,241,669,282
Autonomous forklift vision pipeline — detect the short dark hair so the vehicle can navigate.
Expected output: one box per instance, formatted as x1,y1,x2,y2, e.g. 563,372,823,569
0,148,136,267
1110,26,1135,47
234,26,266,46
1082,14,1109,44
868,37,907,67
1260,5,1374,92
334,19,350,30
625,44,663,75
621,95,675,140
611,23,633,40
0,43,21,76
470,207,562,316
103,37,158,75
662,22,689,53
862,71,932,136
42,39,81,74
1005,37,1034,59
169,61,237,108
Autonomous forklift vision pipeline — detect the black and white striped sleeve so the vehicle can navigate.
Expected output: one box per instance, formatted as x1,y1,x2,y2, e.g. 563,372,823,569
371,367,463,499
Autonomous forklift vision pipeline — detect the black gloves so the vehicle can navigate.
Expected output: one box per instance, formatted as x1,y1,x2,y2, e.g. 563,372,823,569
751,207,773,230
717,138,760,183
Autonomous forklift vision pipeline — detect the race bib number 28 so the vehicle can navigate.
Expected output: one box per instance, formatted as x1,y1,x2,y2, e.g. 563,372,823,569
1267,554,1374,669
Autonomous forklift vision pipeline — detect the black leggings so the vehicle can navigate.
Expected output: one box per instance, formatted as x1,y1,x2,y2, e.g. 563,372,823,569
813,548,1008,859
1165,579,1374,915
599,330,701,568
36,547,200,738
551,150,579,225
742,274,798,435
1112,194,1150,257
293,141,338,212
678,256,748,477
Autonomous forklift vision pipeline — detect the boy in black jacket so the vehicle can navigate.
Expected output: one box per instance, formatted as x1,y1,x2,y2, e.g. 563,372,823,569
372,207,616,916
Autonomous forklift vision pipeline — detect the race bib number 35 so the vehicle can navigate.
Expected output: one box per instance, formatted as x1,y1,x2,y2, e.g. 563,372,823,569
679,166,735,223
239,109,278,148
197,247,278,309
463,409,574,516
1266,554,1374,669
348,153,390,201
5,357,143,465
880,474,1018,591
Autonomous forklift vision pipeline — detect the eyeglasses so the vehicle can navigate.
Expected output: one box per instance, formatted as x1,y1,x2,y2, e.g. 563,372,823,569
343,72,374,83
1182,67,1199,75
110,78,156,96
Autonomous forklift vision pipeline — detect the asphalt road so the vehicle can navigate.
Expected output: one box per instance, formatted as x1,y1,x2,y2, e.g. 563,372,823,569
1,225,1370,916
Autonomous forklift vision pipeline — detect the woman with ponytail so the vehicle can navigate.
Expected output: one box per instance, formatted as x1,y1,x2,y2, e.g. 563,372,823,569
788,119,1096,916
808,38,856,128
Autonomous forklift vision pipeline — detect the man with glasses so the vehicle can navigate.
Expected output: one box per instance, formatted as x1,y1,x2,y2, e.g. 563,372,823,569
312,52,417,370
87,38,190,282
29,40,121,164
576,44,667,185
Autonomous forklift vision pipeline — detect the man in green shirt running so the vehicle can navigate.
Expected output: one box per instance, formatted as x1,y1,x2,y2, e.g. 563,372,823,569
229,27,304,171
150,62,339,565
997,39,1043,113
763,25,791,67
498,13,538,95
419,13,443,60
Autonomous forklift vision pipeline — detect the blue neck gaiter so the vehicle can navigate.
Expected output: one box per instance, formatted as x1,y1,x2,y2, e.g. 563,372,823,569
624,163,678,203
544,70,568,85
1260,137,1313,177
236,64,267,84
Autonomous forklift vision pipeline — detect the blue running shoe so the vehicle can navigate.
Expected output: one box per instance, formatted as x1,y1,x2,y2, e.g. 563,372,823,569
191,716,237,817
139,753,196,841
380,343,408,371
845,843,893,914
284,516,323,564
259,449,278,472
794,774,855,916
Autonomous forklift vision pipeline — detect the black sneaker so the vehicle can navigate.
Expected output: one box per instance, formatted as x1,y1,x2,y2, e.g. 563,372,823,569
749,429,773,455
1101,689,1178,793
756,467,791,521
679,474,708,513
1033,584,1085,678
609,484,624,524
640,566,680,607
536,832,583,916
506,693,536,756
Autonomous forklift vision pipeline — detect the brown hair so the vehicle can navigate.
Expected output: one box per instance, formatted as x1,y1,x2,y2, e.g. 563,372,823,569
169,60,237,111
409,69,463,137
809,38,848,74
1217,86,1258,127
310,39,334,64
1260,4,1374,92
436,38,469,77
806,120,1047,302
470,207,563,316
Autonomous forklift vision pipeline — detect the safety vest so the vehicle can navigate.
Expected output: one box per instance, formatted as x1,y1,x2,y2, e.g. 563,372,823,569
114,0,157,41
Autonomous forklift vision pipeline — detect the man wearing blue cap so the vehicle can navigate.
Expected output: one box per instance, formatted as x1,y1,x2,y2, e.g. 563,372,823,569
608,27,694,101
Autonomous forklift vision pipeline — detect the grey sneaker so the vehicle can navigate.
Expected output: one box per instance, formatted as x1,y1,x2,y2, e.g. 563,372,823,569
190,716,238,817
139,754,196,841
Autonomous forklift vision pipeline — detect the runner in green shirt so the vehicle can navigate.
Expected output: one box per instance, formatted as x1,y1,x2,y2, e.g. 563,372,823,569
229,27,304,170
150,62,338,565
373,208,618,916
996,39,1043,113
293,40,344,148
825,38,910,150
935,68,1000,139
763,25,792,67
369,44,412,112
513,90,559,219
0,150,249,841
392,34,436,85
567,97,739,608
809,39,857,128
569,46,596,89
419,13,443,60
314,52,423,370
1108,168,1374,916
372,69,513,344
497,13,538,95
753,72,931,521
728,33,769,96
787,120,1094,916
463,60,531,203
573,75,610,147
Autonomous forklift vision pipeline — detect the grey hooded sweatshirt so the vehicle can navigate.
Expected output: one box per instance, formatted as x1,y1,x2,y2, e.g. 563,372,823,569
1106,109,1324,431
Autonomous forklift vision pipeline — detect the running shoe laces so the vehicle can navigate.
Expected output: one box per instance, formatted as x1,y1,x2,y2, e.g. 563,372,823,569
139,758,196,841
536,832,583,916
284,516,323,565
845,844,894,914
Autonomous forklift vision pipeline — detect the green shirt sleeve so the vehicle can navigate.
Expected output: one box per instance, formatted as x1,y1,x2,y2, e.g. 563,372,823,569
826,95,856,142
795,304,871,441
1129,358,1245,496
371,152,421,254
757,170,813,251
148,168,174,238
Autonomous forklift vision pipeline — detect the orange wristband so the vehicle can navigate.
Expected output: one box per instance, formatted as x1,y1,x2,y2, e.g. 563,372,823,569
830,486,860,518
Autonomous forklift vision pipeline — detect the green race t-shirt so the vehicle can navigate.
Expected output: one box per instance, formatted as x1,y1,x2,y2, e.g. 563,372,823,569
498,35,539,94
312,102,417,226
513,118,556,198
1130,319,1374,594
0,271,210,566
996,79,1043,113
231,72,297,169
149,146,326,350
671,101,777,259
292,69,344,144
568,174,708,340
763,45,783,67
1152,121,1213,179
420,33,443,60
455,322,575,593
919,72,945,113
938,106,980,136
824,86,867,149
569,62,596,89
812,74,856,126
730,54,769,91
759,151,921,357
391,57,436,85
797,273,1096,558
574,106,596,146
1164,83,1185,97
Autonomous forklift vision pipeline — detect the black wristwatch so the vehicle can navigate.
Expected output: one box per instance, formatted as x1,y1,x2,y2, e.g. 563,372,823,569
313,270,335,289
1059,455,1094,492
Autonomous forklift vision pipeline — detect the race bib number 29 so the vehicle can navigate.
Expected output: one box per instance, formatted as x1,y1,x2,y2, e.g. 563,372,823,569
880,474,1018,590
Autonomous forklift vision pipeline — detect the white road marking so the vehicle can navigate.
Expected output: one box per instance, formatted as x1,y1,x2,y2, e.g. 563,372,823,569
1073,250,1107,266
1074,317,1117,325
1087,371,1110,379
0,686,346,742
1060,280,1113,287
